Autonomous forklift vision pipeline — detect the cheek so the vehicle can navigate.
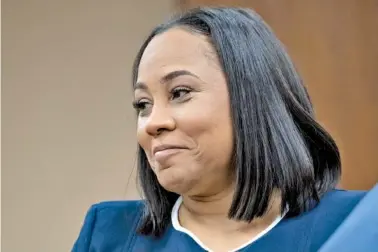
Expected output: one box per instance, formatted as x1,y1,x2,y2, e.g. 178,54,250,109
136,118,150,152
136,123,157,169
176,100,233,157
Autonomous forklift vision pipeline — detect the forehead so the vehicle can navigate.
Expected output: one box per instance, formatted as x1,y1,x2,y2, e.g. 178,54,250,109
137,28,218,79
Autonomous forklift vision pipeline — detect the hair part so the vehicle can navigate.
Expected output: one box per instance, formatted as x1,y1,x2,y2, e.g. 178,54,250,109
132,7,341,237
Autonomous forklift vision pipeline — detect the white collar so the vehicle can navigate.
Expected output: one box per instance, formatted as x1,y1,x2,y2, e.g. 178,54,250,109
171,196,286,252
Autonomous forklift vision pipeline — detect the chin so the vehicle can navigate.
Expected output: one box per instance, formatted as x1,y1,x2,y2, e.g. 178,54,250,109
156,169,195,195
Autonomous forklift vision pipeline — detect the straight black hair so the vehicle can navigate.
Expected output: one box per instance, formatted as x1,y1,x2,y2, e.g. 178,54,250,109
132,7,341,237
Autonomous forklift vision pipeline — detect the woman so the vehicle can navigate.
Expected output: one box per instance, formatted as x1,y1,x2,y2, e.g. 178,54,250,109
72,7,367,252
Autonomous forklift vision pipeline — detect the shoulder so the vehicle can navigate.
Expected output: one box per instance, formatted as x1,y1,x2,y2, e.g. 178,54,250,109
314,189,367,225
305,189,367,250
319,184,378,251
90,200,144,218
72,200,145,252
289,189,366,224
87,200,145,233
92,200,145,228
262,189,369,251
318,188,366,207
310,188,366,219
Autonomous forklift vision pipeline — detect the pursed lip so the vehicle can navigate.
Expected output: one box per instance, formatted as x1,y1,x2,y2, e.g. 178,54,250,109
152,144,188,156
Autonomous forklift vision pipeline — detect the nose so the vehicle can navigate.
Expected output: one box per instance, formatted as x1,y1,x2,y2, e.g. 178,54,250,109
144,104,175,136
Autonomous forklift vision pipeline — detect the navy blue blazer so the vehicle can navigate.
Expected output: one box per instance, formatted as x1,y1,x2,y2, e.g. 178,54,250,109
320,183,378,252
72,186,377,251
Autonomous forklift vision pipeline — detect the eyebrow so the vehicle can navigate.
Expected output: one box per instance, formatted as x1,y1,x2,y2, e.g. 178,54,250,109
134,70,199,90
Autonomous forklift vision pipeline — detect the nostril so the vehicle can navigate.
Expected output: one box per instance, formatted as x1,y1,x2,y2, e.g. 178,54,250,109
156,128,164,135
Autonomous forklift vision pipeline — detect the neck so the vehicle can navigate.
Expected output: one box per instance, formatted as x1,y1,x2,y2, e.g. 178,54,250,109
178,187,282,232
182,184,235,217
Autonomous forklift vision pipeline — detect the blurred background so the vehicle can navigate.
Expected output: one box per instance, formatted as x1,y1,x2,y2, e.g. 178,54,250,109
2,0,377,251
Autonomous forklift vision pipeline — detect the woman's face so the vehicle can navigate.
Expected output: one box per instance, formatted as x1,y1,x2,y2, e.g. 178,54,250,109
135,27,234,196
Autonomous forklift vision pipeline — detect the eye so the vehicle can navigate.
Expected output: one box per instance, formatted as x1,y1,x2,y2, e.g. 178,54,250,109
171,87,191,100
132,99,152,115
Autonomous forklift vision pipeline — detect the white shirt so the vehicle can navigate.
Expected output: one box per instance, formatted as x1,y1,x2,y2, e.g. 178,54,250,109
171,196,286,252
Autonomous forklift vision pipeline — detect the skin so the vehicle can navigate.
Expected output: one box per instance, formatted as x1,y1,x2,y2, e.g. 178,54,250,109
134,27,281,252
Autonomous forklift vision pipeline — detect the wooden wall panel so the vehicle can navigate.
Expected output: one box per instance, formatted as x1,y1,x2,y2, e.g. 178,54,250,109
180,0,378,190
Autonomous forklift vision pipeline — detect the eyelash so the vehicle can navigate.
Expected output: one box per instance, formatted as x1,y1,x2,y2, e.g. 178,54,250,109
170,86,191,100
133,86,192,113
132,100,148,111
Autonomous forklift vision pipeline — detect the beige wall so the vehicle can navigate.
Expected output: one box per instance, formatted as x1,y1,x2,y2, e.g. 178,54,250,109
2,1,174,251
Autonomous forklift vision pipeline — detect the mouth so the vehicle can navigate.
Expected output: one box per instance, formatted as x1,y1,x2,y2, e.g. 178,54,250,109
152,145,187,163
